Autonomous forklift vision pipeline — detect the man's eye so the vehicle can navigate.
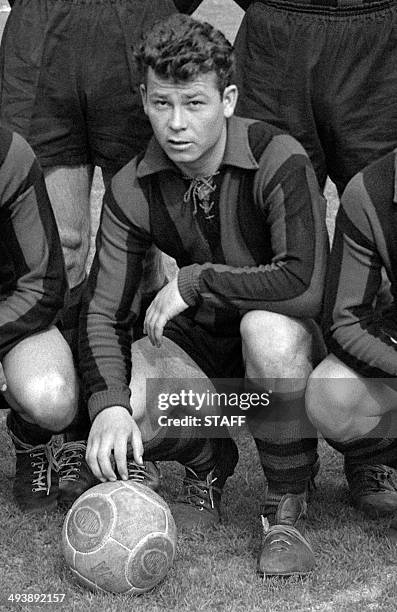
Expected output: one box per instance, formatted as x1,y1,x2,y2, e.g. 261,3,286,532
153,100,168,107
187,100,204,107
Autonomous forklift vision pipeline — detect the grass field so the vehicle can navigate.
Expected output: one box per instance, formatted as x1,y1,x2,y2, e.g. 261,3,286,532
1,2,396,611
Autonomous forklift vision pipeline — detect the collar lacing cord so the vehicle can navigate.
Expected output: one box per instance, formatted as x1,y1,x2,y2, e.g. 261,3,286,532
57,441,86,482
26,443,58,495
183,467,219,510
183,174,219,219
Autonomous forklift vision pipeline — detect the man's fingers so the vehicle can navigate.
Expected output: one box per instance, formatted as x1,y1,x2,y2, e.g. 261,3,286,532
153,315,166,347
86,439,106,483
144,306,166,347
131,425,144,466
113,437,128,481
143,306,155,343
97,443,118,482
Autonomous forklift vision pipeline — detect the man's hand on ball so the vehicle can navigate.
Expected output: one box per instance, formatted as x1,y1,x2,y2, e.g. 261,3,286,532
86,406,143,482
143,277,188,347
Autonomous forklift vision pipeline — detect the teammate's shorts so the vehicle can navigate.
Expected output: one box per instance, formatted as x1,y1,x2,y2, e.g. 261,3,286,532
234,0,397,194
0,0,177,174
163,312,326,381
163,314,245,380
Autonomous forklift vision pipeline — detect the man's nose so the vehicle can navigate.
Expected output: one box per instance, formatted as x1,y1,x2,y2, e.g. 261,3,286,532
169,105,187,131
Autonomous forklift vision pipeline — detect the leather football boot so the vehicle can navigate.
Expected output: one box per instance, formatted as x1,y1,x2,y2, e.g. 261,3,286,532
7,423,58,513
258,491,315,577
345,463,397,517
124,458,162,492
172,466,222,529
172,437,239,530
56,440,98,506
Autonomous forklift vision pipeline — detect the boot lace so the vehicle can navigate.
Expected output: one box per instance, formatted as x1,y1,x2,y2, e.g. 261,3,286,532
18,442,58,495
179,467,219,511
57,441,86,482
126,459,149,483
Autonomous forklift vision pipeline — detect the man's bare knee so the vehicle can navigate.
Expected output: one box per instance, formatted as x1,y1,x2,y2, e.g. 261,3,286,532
17,373,77,431
241,311,311,378
306,357,359,439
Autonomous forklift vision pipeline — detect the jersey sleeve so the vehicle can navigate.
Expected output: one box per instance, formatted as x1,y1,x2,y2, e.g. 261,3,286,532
0,131,67,360
79,175,153,422
323,173,397,381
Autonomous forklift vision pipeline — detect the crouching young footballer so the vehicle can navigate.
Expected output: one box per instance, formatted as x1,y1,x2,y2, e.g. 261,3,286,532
80,15,328,577
306,151,397,518
0,128,97,512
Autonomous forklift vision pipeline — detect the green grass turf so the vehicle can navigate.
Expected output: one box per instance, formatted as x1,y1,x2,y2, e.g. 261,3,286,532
0,1,387,611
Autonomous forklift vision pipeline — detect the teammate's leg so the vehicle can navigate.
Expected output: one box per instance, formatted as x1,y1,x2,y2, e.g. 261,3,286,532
306,354,397,517
3,327,77,511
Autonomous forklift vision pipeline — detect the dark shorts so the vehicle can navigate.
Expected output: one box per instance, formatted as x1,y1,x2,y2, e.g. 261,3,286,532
0,0,177,173
163,314,245,380
234,0,397,193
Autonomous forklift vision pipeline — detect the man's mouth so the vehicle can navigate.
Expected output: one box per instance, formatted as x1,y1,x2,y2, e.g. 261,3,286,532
168,139,191,146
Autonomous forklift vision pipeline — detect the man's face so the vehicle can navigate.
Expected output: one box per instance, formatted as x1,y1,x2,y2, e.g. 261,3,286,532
141,68,237,176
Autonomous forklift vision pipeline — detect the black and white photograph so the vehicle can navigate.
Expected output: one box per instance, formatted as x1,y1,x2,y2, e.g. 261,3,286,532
0,1,397,610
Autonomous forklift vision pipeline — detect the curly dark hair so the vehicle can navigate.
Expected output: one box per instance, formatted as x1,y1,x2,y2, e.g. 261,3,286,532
134,14,235,94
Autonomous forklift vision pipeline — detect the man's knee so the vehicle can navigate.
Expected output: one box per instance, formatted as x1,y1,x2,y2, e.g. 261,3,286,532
306,355,359,439
13,372,77,432
240,310,312,377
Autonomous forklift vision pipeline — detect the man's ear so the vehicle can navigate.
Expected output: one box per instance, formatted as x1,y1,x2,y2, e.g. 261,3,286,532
140,84,148,115
222,84,238,119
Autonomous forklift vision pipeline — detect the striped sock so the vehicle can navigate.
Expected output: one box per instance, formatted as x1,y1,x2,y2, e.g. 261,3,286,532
247,388,318,494
143,424,237,487
326,412,397,470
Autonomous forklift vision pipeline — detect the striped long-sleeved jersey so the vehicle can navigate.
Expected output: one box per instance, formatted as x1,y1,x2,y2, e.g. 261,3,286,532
80,115,328,420
0,127,67,360
8,1,204,11
323,149,397,382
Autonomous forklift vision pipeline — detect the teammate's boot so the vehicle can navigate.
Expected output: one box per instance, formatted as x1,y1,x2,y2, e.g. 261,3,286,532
7,418,58,512
258,489,315,577
172,437,239,530
124,457,162,492
56,440,98,506
345,463,397,517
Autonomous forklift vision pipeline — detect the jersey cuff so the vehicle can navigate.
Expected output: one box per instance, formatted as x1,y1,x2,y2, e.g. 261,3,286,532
88,388,132,422
177,265,201,306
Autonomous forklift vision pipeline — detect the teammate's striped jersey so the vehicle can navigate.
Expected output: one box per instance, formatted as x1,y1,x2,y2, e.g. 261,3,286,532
323,150,397,382
8,1,204,11
0,127,67,359
232,0,392,9
80,115,328,419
